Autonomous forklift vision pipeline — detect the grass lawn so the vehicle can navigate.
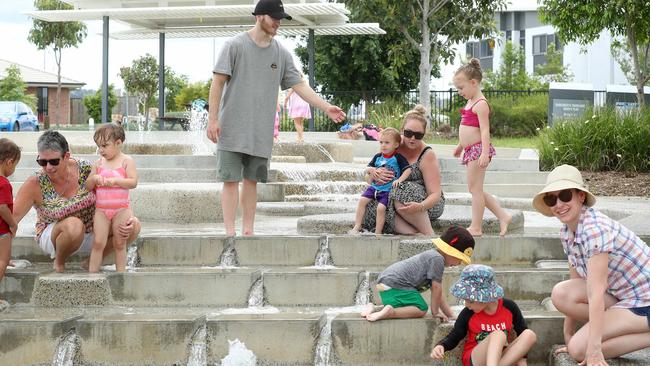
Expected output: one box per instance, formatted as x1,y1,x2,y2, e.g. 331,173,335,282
426,135,539,149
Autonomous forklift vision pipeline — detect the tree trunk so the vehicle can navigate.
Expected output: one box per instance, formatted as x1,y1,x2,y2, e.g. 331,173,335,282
418,0,432,127
55,48,62,127
626,16,645,108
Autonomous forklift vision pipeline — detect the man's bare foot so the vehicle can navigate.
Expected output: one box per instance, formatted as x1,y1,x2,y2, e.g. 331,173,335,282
53,261,65,273
366,304,394,322
466,227,483,237
360,303,375,317
80,258,90,271
499,213,512,236
242,230,254,237
347,227,361,235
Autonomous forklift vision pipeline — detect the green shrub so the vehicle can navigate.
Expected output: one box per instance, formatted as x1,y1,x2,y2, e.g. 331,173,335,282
538,107,650,172
447,93,547,137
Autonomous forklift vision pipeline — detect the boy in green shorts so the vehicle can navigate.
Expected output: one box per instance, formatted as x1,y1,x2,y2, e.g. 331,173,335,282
360,226,475,322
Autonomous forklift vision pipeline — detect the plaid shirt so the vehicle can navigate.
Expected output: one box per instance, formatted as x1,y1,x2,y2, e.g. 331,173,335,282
561,206,650,308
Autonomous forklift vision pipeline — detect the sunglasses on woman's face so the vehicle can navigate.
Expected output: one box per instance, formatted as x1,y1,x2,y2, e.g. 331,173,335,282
543,189,573,207
36,157,61,167
403,129,425,140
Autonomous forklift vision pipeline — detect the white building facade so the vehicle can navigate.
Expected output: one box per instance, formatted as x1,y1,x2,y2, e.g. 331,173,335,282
437,1,629,90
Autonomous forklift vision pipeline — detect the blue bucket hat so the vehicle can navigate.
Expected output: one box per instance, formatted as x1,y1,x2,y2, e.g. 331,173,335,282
450,264,504,302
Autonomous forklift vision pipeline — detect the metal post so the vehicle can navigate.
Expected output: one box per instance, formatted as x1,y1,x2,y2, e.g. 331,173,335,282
158,33,165,130
308,29,315,131
101,16,109,124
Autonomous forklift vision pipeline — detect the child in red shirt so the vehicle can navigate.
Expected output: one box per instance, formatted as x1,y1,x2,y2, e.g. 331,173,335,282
0,138,21,305
431,264,537,366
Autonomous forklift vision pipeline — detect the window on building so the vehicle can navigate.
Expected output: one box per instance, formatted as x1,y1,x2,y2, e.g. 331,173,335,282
466,39,494,70
519,30,526,50
533,33,562,55
532,33,563,68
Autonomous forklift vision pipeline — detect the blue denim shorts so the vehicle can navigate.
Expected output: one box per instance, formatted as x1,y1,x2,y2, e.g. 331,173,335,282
0,233,10,239
629,305,650,327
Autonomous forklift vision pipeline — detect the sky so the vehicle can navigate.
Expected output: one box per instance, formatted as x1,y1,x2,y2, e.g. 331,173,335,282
0,1,302,91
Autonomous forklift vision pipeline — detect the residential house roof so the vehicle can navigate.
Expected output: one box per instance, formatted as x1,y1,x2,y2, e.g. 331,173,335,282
0,59,85,88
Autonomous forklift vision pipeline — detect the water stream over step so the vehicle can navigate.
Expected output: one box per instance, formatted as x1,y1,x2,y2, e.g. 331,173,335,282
186,325,207,366
247,276,265,307
314,313,337,366
312,144,335,163
354,271,370,306
51,330,81,366
126,245,139,270
314,236,334,267
221,339,257,366
219,237,239,267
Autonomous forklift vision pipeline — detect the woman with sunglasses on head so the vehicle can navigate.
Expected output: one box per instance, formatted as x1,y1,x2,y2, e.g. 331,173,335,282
362,104,445,235
533,164,650,366
12,131,140,273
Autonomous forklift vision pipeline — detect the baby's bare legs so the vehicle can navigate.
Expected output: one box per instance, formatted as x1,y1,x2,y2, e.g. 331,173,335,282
111,208,133,272
350,196,372,233
89,211,110,273
375,203,387,235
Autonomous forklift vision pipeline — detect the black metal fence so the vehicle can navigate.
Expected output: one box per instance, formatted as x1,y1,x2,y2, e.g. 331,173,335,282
282,89,553,132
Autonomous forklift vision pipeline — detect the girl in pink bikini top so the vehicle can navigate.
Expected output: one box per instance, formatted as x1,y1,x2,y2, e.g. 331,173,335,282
460,98,489,128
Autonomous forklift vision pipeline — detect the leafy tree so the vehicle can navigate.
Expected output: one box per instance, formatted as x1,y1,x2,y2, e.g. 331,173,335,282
611,38,650,87
540,0,650,107
484,42,539,90
28,0,87,128
483,41,542,90
164,67,188,112
174,80,210,109
0,65,38,111
294,0,420,108
83,84,117,123
534,43,573,86
119,54,158,122
349,0,506,122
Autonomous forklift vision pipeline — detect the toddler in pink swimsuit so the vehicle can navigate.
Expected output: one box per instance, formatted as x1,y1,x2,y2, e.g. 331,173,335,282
86,123,138,273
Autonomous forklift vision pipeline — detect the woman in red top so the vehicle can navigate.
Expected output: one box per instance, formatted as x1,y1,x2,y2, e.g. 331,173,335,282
431,264,537,366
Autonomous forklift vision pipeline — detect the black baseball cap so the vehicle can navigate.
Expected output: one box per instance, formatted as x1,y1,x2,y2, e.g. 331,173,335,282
432,226,476,264
252,0,292,20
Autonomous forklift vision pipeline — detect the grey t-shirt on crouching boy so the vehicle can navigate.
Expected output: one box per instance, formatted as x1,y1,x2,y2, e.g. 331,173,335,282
213,32,302,159
377,250,445,292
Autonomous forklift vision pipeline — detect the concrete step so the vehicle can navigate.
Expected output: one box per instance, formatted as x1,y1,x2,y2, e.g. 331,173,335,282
0,313,81,365
296,205,525,235
337,313,563,366
0,306,563,366
11,234,566,269
4,266,566,307
438,156,540,172
281,181,367,196
442,183,545,198
549,345,650,366
16,153,218,169
10,182,285,223
271,163,546,185
77,313,204,366
256,201,358,216
13,167,218,183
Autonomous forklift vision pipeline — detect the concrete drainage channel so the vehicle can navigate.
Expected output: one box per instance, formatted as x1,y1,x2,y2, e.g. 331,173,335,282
3,135,649,365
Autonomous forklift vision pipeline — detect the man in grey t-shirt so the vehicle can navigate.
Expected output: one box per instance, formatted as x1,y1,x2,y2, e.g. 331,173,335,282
206,0,345,236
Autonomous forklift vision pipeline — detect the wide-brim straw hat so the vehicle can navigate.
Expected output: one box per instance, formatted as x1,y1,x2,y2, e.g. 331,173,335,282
532,164,596,217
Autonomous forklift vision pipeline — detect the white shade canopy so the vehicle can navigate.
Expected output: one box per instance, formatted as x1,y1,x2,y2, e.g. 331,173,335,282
25,0,385,39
